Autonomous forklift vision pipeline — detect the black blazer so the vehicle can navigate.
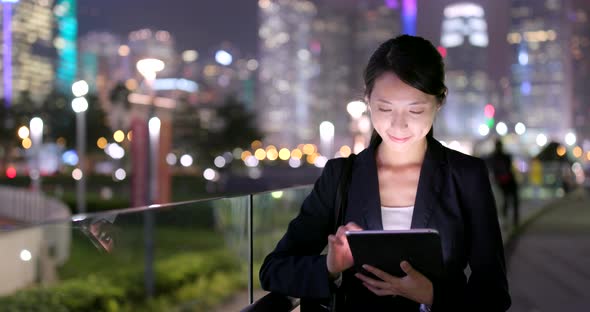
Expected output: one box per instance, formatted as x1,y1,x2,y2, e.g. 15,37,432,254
260,136,511,311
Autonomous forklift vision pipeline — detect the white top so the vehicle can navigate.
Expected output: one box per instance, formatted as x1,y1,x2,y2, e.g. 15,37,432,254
381,205,414,230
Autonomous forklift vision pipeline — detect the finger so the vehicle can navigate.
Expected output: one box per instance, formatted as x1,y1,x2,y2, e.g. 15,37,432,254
362,282,394,297
335,225,349,238
345,222,363,231
400,261,416,276
355,273,391,289
328,234,344,246
362,264,394,283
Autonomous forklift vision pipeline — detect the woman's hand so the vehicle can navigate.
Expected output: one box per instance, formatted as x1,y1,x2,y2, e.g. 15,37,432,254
355,261,433,305
326,222,363,277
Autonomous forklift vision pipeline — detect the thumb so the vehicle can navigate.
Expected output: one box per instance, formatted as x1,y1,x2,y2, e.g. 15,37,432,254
400,261,415,276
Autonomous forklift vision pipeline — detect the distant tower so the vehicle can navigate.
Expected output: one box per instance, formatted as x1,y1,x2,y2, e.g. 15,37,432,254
570,5,590,145
439,2,490,140
257,0,318,147
313,0,401,149
78,32,123,95
55,0,78,94
508,0,575,143
1,0,55,104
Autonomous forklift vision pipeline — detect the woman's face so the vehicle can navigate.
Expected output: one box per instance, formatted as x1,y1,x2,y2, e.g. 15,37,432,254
368,72,439,153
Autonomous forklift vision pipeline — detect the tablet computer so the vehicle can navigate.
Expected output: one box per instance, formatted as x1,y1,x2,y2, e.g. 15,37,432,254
345,229,443,281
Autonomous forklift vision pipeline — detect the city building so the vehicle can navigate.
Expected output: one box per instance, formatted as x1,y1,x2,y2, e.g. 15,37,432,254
0,0,54,104
55,0,77,95
78,32,123,96
438,2,490,142
257,0,318,147
257,0,402,151
570,4,590,148
508,0,574,143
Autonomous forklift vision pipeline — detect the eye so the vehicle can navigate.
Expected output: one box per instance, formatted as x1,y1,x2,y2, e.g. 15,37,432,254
378,108,391,112
410,111,424,115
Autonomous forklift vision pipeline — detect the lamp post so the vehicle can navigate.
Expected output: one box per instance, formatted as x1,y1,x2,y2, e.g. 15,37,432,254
347,100,368,154
72,80,89,213
319,121,335,158
136,58,164,205
29,117,43,191
136,58,164,298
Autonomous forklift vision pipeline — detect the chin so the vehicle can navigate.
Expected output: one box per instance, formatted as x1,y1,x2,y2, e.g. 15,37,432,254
382,139,413,152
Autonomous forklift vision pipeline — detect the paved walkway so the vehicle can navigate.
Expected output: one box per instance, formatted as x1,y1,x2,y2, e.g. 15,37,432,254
506,188,590,311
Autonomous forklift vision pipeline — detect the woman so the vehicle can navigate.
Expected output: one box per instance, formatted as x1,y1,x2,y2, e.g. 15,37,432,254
260,35,511,311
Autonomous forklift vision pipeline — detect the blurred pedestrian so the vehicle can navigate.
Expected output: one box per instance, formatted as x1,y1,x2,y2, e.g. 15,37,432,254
490,139,519,227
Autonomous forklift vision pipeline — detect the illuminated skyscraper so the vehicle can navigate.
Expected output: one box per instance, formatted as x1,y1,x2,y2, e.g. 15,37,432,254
258,0,402,149
570,5,590,145
508,0,575,141
438,2,490,140
54,0,77,94
257,0,318,146
1,0,54,104
78,32,124,94
312,0,401,149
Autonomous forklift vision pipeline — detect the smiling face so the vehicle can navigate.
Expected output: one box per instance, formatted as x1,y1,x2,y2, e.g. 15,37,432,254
368,72,440,153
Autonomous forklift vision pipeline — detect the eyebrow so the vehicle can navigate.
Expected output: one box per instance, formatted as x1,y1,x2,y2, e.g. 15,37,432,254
377,99,427,106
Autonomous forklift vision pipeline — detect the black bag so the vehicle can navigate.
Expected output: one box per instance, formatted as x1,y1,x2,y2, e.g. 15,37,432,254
242,154,356,312
301,154,356,312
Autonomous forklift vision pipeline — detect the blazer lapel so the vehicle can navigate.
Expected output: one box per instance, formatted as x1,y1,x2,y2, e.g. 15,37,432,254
348,146,383,230
411,136,446,229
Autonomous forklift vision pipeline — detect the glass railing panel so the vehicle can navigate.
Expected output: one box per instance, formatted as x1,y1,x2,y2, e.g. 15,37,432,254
251,185,314,302
0,195,251,312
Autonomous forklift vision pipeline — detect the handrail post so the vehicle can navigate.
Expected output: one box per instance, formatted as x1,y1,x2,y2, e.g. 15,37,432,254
248,193,254,304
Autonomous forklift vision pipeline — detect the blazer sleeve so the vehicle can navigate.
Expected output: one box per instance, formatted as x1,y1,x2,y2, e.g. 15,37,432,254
259,159,341,299
442,158,511,310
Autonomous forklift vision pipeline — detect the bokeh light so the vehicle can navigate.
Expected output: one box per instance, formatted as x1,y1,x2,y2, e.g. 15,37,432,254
17,126,29,139
291,148,303,160
180,154,193,167
279,148,290,160
22,138,32,149
573,146,582,158
251,140,263,150
72,168,83,180
6,167,16,179
255,148,267,160
97,137,108,149
113,130,125,143
339,145,352,157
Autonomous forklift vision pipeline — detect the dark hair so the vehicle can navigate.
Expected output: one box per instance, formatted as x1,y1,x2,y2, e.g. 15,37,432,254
364,35,447,144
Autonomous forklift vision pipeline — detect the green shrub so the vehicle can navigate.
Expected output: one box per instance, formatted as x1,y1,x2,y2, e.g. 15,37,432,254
0,250,246,311
0,275,124,312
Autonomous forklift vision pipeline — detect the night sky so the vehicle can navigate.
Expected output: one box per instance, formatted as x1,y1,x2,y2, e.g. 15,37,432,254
79,0,512,80
78,0,259,57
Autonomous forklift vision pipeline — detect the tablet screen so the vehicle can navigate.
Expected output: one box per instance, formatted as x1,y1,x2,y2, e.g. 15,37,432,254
345,229,443,281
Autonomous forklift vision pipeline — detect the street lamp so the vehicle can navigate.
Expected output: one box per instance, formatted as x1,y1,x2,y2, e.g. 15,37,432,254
136,58,164,299
72,80,89,213
136,58,165,84
347,100,369,154
29,117,43,191
136,58,165,205
319,121,335,158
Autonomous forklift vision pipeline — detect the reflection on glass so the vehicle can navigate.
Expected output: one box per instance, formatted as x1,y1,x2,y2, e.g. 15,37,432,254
76,213,117,253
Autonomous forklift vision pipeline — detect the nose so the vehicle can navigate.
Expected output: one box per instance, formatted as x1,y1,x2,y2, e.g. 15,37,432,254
389,112,408,130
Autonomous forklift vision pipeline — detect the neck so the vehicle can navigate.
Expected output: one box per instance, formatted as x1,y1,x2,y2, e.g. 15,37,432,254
376,138,427,167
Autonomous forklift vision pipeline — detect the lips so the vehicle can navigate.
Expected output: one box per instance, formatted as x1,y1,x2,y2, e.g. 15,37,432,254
388,135,410,143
